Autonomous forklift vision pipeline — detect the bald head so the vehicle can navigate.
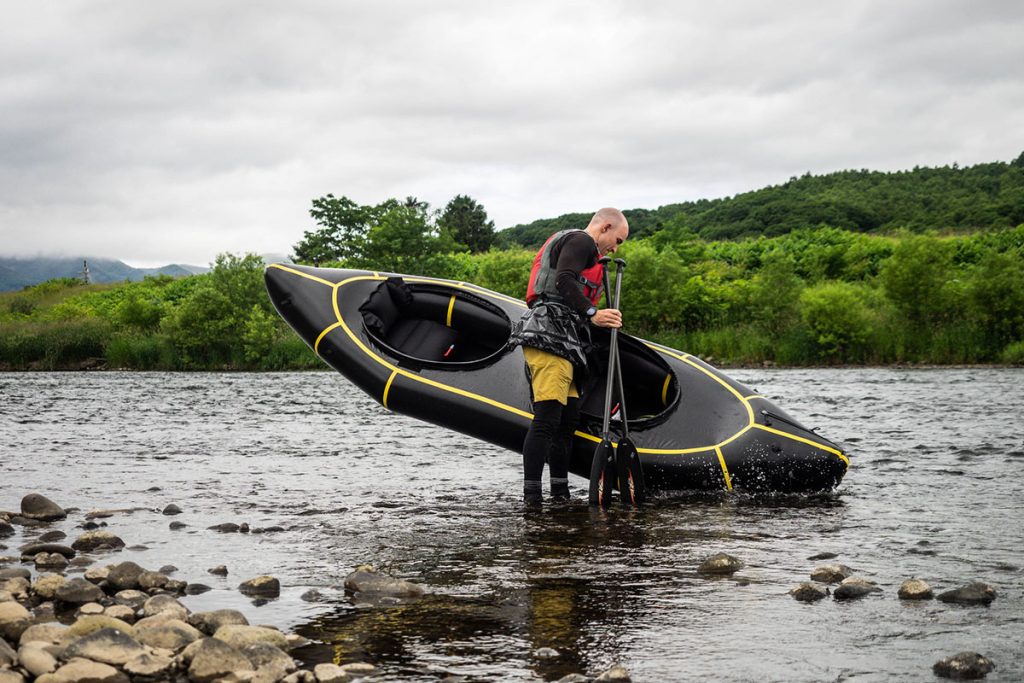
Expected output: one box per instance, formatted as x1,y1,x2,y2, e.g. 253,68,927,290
585,207,629,256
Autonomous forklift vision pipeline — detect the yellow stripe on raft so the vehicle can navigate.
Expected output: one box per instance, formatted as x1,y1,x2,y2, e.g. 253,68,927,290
661,373,672,406
382,369,399,409
446,294,456,326
715,446,733,490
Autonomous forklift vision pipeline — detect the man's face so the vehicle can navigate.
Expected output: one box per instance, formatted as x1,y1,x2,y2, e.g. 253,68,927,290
598,223,629,255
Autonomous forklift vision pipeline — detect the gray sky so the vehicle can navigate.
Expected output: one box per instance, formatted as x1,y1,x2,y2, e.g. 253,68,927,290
2,1,1022,267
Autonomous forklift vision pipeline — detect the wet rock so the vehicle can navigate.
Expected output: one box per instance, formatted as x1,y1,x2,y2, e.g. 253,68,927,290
810,564,854,583
533,647,560,659
37,531,67,543
209,565,229,576
898,578,934,600
162,504,183,515
31,574,67,601
244,642,296,672
239,523,250,533
18,623,68,646
78,602,106,616
284,634,309,651
34,552,69,570
0,522,14,538
252,526,285,534
186,583,213,595
67,615,136,637
55,577,105,604
313,663,349,683
698,552,744,575
138,570,170,590
239,576,281,598
209,523,241,533
1,577,30,600
0,601,32,641
933,651,995,679
136,618,202,651
789,582,829,602
124,651,176,679
103,605,136,624
0,638,16,666
142,593,189,619
0,673,24,683
0,567,31,580
17,642,58,676
188,609,249,636
164,578,188,594
47,658,129,683
214,625,288,650
595,664,632,681
71,531,125,552
31,602,56,623
113,589,148,609
63,626,146,665
107,561,145,590
188,637,254,682
20,493,66,522
806,551,839,561
84,566,110,584
343,567,424,597
169,521,188,530
833,577,882,601
19,543,75,559
160,564,178,574
937,582,997,606
556,676,590,683
69,555,94,567
300,589,323,602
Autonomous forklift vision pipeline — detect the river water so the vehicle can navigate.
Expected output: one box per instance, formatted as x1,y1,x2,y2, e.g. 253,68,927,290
1,369,1022,681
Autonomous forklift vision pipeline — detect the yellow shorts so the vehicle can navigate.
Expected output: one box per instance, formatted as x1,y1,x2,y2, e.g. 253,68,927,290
523,346,579,405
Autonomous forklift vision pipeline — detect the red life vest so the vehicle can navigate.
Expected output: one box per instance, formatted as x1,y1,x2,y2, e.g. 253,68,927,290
525,229,605,307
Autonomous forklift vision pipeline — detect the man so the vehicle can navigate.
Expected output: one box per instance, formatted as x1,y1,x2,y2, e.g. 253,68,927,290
510,208,629,504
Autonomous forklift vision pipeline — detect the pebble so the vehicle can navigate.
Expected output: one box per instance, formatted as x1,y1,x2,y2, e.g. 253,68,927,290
806,551,838,560
533,647,560,659
810,564,854,583
71,530,126,552
833,577,882,601
169,521,188,530
84,566,110,583
937,582,997,606
239,576,282,598
78,602,106,616
300,589,323,602
789,582,829,602
20,493,67,522
698,552,744,575
898,578,934,600
159,564,178,574
933,651,995,679
162,503,183,515
209,565,229,576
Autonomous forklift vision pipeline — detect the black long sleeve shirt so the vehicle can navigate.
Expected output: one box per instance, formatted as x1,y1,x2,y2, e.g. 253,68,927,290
551,231,601,316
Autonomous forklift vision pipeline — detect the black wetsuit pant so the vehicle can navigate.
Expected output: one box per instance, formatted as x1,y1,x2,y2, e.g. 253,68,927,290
522,397,580,501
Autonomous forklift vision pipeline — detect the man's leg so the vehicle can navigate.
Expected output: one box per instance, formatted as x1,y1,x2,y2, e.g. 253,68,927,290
549,395,580,500
522,400,562,504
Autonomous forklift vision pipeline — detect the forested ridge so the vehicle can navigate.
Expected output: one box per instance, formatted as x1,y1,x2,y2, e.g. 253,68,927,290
2,155,1023,370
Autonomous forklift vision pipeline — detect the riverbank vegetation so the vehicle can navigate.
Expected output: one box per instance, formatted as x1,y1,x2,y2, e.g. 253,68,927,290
3,157,1023,370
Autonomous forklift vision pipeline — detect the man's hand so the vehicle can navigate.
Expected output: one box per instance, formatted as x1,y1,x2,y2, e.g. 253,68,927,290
590,308,622,328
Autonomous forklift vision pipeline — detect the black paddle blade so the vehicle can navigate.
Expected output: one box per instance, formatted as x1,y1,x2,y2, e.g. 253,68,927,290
615,437,646,507
588,439,616,508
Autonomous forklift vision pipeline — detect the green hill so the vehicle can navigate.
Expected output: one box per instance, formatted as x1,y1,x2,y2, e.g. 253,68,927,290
498,152,1024,248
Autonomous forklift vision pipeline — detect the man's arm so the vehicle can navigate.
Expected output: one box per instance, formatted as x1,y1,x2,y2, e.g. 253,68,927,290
553,232,599,316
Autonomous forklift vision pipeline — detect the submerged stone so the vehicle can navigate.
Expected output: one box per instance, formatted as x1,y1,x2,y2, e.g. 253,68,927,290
898,578,934,600
937,582,997,606
810,564,853,583
789,582,829,602
698,552,743,575
933,651,995,679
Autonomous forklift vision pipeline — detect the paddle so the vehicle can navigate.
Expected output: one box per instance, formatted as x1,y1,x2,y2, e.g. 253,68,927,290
588,257,617,508
610,258,645,507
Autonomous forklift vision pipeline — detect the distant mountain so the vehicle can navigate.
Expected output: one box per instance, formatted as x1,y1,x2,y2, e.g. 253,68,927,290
0,256,210,292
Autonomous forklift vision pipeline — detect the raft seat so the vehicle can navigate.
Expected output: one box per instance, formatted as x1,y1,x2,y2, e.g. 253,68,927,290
387,318,458,361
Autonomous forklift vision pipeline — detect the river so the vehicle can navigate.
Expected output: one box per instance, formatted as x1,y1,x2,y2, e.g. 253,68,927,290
1,368,1022,681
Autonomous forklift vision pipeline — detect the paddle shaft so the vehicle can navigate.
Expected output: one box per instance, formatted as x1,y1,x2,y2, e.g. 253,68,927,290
599,264,619,439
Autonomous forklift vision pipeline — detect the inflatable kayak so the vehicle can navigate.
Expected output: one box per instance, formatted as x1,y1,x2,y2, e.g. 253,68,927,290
265,264,849,493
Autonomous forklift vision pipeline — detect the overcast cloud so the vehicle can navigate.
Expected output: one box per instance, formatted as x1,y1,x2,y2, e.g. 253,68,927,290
1,0,1022,266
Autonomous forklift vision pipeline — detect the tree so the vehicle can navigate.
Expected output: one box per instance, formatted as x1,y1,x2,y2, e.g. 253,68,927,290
293,195,400,264
438,195,495,253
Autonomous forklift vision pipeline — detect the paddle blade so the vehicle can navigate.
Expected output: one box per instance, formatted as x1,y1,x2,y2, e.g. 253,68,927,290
588,440,616,508
615,437,646,507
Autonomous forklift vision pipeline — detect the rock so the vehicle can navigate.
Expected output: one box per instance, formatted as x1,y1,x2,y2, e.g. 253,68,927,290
63,627,146,665
789,582,829,602
284,634,309,651
35,552,69,570
833,577,882,601
698,552,744,575
0,567,31,580
185,583,213,595
244,642,296,672
0,522,14,538
131,612,182,631
67,615,137,637
214,625,289,650
164,578,188,593
71,531,125,552
31,574,67,600
38,531,67,543
188,637,254,682
806,551,838,560
78,602,106,616
239,576,281,598
103,605,136,623
810,564,854,583
18,623,69,646
135,618,202,651
142,593,189,619
209,565,229,576
933,651,995,679
17,642,58,676
138,570,170,590
188,609,250,636
113,589,148,609
1,577,30,600
898,578,934,600
313,663,349,683
20,494,66,522
343,568,424,597
69,555,94,567
162,504,183,515
300,589,323,602
533,647,559,659
107,561,146,590
47,658,129,683
209,523,241,533
160,565,178,574
556,675,590,683
339,662,376,676
55,577,105,604
937,582,997,606
595,665,632,681
169,521,188,530
0,600,32,640
124,651,176,679
0,638,16,666
19,543,76,559
84,566,110,584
